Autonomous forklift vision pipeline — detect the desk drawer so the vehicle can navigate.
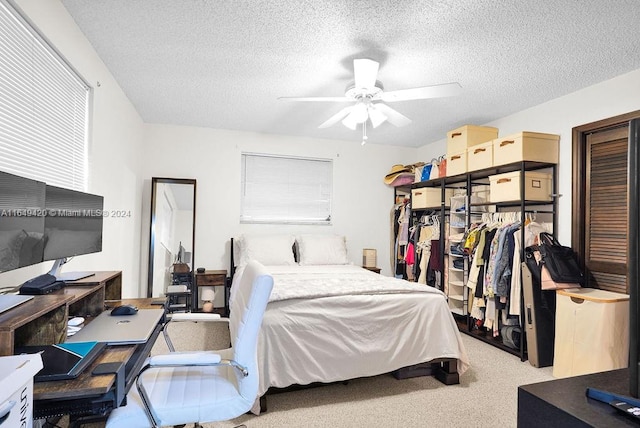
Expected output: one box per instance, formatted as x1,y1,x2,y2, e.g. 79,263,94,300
196,274,226,286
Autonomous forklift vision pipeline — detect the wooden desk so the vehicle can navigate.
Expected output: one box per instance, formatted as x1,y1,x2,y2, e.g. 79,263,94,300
0,271,165,421
33,297,166,421
0,271,123,356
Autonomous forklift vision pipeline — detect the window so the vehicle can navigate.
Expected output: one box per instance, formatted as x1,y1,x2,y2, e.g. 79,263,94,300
0,0,90,191
241,153,332,224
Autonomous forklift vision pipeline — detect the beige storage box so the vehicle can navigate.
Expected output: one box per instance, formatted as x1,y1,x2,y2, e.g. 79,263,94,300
447,125,498,155
553,288,629,378
493,131,560,166
411,187,454,209
489,171,552,203
446,151,467,177
0,354,43,428
466,140,493,172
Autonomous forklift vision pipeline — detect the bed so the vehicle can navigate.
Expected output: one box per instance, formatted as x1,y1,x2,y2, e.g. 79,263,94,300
229,234,470,412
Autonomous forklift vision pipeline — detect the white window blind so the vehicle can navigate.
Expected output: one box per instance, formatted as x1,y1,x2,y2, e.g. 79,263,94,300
0,0,89,191
241,153,332,224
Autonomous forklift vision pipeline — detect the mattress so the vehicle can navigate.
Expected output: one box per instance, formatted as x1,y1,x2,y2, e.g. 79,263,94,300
230,264,470,399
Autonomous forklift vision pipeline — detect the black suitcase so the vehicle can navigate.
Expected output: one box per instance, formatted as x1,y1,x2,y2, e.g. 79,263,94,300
522,257,556,368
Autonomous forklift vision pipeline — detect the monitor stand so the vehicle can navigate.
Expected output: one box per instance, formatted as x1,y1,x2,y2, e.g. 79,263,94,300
58,271,95,282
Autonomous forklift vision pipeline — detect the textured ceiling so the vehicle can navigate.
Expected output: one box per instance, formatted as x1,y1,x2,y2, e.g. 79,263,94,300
60,0,640,147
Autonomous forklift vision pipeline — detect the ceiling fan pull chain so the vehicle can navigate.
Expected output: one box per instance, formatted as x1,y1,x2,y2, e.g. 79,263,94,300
362,121,368,145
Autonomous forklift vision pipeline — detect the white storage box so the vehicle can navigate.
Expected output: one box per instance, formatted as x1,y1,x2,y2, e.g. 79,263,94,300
411,187,454,210
466,140,493,172
0,354,43,428
447,125,498,155
489,171,552,203
553,288,629,378
446,151,467,176
492,131,559,166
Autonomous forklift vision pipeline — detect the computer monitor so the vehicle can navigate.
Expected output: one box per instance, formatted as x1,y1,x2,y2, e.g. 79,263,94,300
0,171,46,273
42,185,104,262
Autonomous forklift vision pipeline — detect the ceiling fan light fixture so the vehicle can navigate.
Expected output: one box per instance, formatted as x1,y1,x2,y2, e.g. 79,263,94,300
368,105,387,128
351,101,369,123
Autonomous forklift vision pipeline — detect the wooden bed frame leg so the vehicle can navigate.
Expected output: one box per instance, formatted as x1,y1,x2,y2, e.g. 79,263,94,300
259,395,268,413
432,359,459,385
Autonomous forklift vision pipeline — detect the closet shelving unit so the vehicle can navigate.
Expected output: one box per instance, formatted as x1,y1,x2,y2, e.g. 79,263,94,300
412,160,558,360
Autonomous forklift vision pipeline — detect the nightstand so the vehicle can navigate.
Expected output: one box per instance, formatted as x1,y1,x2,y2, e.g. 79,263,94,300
363,266,381,274
194,270,227,314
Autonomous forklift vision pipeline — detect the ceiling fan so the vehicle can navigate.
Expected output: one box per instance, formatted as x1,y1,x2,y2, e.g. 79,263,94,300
279,58,462,141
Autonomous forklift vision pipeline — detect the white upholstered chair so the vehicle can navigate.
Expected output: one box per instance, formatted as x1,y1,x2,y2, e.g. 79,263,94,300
106,260,273,428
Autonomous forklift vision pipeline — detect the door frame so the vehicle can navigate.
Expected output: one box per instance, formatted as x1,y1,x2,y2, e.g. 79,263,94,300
572,109,640,288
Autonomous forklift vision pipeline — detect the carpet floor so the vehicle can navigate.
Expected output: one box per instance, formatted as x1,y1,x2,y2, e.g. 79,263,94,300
49,320,554,428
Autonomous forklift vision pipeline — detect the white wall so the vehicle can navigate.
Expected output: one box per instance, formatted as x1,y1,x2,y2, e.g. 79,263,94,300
416,68,640,245
138,125,416,291
0,0,145,291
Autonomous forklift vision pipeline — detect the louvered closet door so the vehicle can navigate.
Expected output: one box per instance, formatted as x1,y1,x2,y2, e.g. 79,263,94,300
585,126,628,293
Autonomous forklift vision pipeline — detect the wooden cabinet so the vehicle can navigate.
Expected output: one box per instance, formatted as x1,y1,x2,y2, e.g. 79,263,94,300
194,270,228,314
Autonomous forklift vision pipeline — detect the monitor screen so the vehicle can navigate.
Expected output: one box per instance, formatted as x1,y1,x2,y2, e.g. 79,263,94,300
43,185,103,261
0,171,46,272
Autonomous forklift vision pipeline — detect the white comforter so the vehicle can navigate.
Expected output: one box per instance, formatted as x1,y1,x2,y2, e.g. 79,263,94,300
266,264,446,301
231,264,470,401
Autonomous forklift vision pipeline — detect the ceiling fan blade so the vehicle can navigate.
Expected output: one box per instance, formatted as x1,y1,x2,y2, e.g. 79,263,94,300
353,58,379,89
373,103,412,127
367,104,387,128
381,82,462,102
278,96,351,102
318,106,353,128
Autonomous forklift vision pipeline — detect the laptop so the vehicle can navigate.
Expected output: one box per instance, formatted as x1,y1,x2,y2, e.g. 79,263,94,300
66,308,164,345
15,341,106,382
0,294,34,315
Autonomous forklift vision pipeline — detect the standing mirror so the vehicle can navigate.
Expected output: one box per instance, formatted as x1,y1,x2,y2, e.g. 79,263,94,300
148,178,196,301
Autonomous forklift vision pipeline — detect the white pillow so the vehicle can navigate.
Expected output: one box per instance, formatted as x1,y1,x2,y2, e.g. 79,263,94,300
236,234,296,266
297,234,349,265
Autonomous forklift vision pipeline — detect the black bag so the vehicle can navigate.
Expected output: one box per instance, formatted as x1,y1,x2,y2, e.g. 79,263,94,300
538,232,584,285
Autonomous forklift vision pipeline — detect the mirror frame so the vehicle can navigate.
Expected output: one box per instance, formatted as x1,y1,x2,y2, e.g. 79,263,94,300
147,177,197,298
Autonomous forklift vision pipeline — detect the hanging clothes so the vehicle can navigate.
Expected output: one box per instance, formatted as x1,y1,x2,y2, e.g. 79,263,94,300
415,214,439,285
391,199,411,279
